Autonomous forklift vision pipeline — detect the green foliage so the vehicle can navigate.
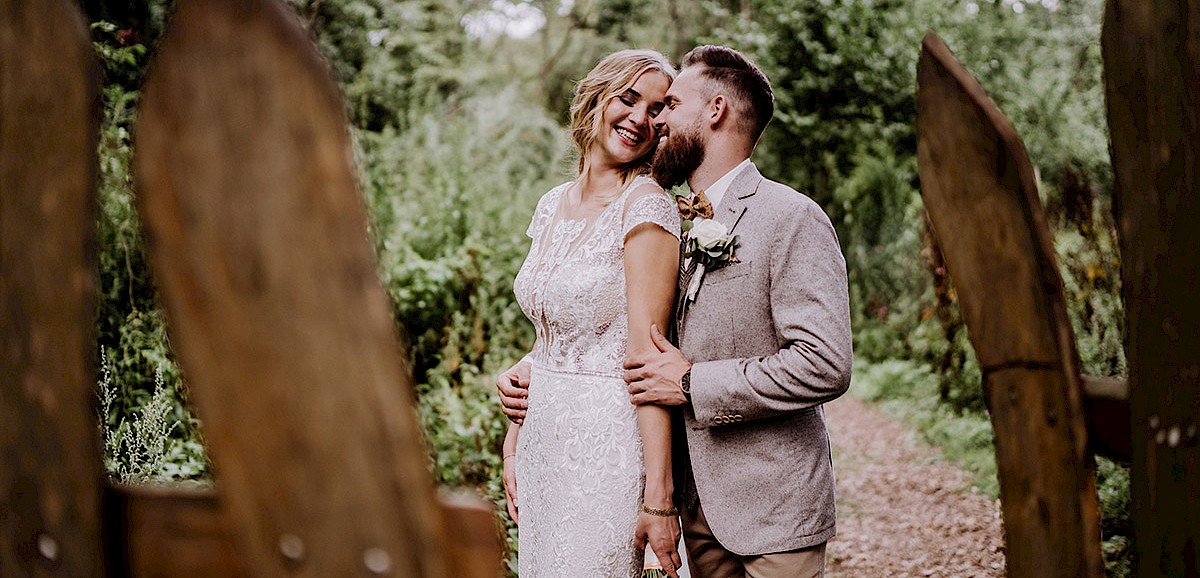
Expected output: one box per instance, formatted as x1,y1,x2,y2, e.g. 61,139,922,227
361,86,568,387
291,0,469,131
704,0,935,202
93,20,209,484
835,145,924,323
1055,227,1126,376
1096,455,1132,578
86,0,1132,573
97,348,210,483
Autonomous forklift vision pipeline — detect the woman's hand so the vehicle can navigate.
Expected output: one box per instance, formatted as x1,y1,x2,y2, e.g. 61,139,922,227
635,509,682,578
496,360,531,424
503,454,519,524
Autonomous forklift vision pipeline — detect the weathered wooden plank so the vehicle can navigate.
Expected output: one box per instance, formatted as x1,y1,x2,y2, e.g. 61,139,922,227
916,32,1104,578
1082,375,1131,462
102,484,502,578
133,1,454,576
102,484,244,578
0,1,102,577
1102,2,1200,576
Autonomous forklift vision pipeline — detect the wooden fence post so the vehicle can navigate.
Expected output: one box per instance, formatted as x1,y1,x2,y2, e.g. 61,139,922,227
133,0,459,575
0,1,102,576
1102,2,1200,576
916,32,1105,578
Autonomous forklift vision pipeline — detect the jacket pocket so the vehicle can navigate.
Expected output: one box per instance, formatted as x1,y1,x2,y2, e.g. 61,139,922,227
703,260,751,285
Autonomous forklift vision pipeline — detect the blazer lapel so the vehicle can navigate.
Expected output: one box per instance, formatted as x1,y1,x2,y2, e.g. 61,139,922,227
716,162,761,235
677,163,763,325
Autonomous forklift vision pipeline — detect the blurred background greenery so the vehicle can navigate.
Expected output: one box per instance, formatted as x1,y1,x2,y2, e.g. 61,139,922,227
84,0,1127,575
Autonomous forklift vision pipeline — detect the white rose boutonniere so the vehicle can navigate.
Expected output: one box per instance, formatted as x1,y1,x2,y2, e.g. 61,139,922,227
682,217,740,270
680,217,740,302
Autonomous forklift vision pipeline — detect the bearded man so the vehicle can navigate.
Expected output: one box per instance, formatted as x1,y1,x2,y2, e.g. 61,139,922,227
624,45,853,578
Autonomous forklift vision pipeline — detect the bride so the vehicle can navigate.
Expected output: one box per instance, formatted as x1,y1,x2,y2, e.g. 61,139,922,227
496,49,683,577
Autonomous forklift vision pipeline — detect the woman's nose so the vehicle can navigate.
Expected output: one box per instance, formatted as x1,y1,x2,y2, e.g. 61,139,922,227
628,105,647,126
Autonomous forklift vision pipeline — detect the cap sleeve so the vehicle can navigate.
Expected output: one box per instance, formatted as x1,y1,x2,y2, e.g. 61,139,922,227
622,190,681,241
527,183,568,239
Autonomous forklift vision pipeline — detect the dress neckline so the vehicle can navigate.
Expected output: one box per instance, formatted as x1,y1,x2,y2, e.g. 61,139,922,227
550,176,649,226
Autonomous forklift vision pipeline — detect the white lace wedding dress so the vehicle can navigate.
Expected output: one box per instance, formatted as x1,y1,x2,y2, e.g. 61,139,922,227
512,175,680,578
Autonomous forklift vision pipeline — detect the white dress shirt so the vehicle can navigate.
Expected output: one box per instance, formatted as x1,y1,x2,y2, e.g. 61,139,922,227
696,157,753,212
683,158,754,269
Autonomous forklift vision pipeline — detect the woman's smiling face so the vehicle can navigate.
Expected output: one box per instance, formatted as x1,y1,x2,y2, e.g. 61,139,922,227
593,70,671,167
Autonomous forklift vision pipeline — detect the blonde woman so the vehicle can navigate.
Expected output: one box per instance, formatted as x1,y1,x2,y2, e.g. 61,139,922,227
496,50,683,577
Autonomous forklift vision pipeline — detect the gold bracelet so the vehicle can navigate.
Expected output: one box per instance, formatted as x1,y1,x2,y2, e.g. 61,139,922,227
502,453,517,460
641,504,679,517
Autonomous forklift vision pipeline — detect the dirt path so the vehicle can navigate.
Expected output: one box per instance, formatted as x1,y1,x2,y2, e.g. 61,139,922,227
824,395,1006,578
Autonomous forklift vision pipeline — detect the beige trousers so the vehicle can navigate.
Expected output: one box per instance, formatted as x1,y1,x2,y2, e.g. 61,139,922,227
682,504,826,578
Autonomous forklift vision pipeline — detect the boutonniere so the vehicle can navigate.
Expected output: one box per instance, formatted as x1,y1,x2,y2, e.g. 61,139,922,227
680,217,740,302
682,217,740,270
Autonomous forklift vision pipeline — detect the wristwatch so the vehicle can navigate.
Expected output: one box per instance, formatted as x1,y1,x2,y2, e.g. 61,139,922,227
680,369,692,402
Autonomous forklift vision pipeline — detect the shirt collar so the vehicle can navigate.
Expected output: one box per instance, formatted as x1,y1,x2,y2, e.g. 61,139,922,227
699,158,753,210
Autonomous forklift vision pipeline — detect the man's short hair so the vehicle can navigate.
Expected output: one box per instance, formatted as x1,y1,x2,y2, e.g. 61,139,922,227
681,45,775,142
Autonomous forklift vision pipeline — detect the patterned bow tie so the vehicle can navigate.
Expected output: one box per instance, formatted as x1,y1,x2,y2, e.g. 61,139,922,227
677,189,714,220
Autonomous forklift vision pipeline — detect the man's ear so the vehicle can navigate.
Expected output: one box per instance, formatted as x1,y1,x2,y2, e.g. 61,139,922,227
707,95,729,130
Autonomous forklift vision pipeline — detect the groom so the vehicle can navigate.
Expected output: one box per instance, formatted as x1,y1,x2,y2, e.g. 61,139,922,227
622,45,852,577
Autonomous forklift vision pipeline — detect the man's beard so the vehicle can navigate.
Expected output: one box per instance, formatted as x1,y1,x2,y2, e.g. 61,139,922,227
652,124,705,190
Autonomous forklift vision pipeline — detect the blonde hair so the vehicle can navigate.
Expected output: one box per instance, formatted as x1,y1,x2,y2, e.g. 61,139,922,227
569,49,676,189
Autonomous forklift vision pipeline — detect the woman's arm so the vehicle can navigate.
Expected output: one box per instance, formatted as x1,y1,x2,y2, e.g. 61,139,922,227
624,206,683,576
502,422,520,523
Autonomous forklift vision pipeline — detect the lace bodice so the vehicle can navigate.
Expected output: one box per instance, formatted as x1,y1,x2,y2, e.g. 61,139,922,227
514,176,681,376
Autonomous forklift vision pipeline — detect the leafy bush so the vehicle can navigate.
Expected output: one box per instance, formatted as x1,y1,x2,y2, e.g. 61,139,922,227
85,0,1132,574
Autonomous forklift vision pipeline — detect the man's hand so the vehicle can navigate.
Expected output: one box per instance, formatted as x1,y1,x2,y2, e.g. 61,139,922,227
496,360,531,424
624,324,691,406
634,510,682,578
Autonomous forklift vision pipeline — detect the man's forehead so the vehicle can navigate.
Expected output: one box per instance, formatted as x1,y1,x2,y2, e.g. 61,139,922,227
668,68,705,98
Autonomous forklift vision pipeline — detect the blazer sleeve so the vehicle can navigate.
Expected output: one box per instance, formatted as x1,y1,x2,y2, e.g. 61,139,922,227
688,196,853,426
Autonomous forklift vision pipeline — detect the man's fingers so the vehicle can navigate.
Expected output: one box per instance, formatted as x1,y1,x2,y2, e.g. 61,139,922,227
650,324,675,352
623,367,646,384
622,354,646,370
626,378,646,394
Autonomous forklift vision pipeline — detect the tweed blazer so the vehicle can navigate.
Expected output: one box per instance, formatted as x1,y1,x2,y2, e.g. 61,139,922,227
677,162,853,555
